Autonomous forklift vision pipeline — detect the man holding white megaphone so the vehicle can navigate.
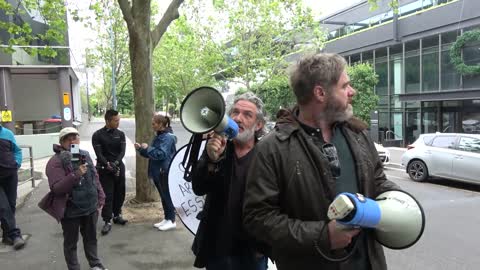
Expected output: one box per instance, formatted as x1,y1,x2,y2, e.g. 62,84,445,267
243,53,413,270
328,190,425,250
180,90,269,269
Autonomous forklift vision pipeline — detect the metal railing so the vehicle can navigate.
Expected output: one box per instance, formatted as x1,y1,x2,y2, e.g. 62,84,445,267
19,145,35,188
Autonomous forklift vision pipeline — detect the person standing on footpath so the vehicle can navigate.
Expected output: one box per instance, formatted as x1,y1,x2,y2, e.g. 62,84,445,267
44,127,108,270
243,53,400,270
191,92,269,270
0,123,25,250
135,114,177,231
92,109,127,235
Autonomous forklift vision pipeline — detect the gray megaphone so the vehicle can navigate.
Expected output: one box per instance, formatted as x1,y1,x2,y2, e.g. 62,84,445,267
180,86,238,139
327,190,425,249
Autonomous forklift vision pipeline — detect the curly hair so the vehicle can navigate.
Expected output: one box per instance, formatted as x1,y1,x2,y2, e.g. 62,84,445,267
228,91,267,139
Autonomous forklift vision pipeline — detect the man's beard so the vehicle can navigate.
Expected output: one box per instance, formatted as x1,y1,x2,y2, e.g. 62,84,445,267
323,97,353,123
235,124,256,144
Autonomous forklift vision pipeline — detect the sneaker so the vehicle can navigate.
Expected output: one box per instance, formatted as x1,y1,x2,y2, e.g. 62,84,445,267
101,222,112,235
13,236,26,250
113,215,128,225
153,219,167,228
158,220,176,231
1,236,13,246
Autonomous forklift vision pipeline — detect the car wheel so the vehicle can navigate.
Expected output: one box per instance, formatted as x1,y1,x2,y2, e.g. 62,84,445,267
407,160,428,182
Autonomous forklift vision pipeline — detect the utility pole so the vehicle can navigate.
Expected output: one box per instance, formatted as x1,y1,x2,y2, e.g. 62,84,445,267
110,8,117,110
86,68,91,121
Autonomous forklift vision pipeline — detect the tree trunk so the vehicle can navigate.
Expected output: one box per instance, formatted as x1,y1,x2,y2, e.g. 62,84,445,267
129,26,158,202
118,0,183,202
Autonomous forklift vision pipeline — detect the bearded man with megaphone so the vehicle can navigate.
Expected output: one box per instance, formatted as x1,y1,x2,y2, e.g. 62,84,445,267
243,53,424,270
185,91,270,270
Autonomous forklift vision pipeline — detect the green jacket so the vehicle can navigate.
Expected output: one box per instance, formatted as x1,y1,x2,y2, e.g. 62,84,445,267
243,108,399,270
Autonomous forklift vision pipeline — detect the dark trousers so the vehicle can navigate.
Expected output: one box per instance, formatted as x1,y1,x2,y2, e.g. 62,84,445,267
153,173,175,221
61,211,102,270
0,168,21,239
206,254,268,270
98,163,125,222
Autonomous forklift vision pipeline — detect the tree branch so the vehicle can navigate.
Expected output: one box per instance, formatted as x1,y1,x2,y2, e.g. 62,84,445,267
117,0,133,26
151,0,184,48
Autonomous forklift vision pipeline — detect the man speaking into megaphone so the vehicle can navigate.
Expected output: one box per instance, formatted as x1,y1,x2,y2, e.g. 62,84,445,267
242,53,416,270
187,92,270,270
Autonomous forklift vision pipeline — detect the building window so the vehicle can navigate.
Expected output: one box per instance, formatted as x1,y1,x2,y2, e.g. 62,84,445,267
406,110,421,145
389,44,402,95
441,44,461,90
351,54,361,65
375,60,388,96
462,40,480,89
390,112,403,140
422,35,439,92
405,41,420,93
362,51,373,64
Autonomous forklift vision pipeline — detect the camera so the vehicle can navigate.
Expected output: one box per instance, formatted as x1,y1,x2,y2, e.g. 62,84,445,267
70,144,87,165
70,143,80,162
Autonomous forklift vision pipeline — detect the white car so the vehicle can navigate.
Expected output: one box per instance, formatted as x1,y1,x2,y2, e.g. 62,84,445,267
374,142,390,165
401,133,480,183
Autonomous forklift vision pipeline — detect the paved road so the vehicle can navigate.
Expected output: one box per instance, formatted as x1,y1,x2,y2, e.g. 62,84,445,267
382,167,480,270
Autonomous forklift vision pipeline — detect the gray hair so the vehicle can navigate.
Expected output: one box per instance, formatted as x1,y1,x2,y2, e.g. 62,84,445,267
228,91,267,139
289,53,347,105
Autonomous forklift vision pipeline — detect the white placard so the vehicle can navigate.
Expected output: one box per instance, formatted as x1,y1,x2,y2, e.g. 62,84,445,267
168,141,206,235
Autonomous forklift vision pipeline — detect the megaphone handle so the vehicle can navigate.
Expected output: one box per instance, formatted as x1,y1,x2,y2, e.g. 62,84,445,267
182,134,204,182
314,223,361,263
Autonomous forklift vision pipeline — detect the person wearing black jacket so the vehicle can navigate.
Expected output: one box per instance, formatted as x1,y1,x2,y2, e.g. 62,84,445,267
191,92,268,270
92,109,127,235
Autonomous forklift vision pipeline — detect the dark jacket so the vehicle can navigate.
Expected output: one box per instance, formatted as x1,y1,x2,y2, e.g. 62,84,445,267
44,144,105,222
191,141,259,268
137,131,176,178
243,108,399,270
0,125,22,169
92,127,126,166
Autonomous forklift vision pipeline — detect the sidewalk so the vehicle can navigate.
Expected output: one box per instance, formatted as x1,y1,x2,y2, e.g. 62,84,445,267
1,132,197,269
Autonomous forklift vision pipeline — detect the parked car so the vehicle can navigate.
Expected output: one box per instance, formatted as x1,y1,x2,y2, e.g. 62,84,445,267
401,133,480,184
374,142,390,165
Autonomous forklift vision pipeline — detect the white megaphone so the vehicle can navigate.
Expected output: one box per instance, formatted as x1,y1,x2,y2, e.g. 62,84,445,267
327,190,425,249
180,86,238,139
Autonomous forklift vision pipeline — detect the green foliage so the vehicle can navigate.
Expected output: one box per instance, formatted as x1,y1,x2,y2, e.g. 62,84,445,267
0,0,66,58
368,0,399,13
188,0,324,91
153,15,222,107
252,75,295,120
450,30,480,76
86,1,132,112
347,63,379,124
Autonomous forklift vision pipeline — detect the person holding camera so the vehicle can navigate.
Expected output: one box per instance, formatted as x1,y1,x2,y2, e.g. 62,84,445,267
44,127,108,270
92,109,127,235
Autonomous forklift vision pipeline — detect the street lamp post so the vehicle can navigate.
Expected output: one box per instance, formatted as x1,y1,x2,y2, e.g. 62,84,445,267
109,8,117,110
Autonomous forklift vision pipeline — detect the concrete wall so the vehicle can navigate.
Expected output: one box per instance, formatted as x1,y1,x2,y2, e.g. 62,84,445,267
15,132,59,159
11,74,60,121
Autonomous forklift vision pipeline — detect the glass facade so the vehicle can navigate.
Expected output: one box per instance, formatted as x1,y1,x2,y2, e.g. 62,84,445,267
346,29,480,145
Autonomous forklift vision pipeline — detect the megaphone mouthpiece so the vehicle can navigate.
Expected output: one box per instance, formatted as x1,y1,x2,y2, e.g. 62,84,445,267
200,107,220,125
